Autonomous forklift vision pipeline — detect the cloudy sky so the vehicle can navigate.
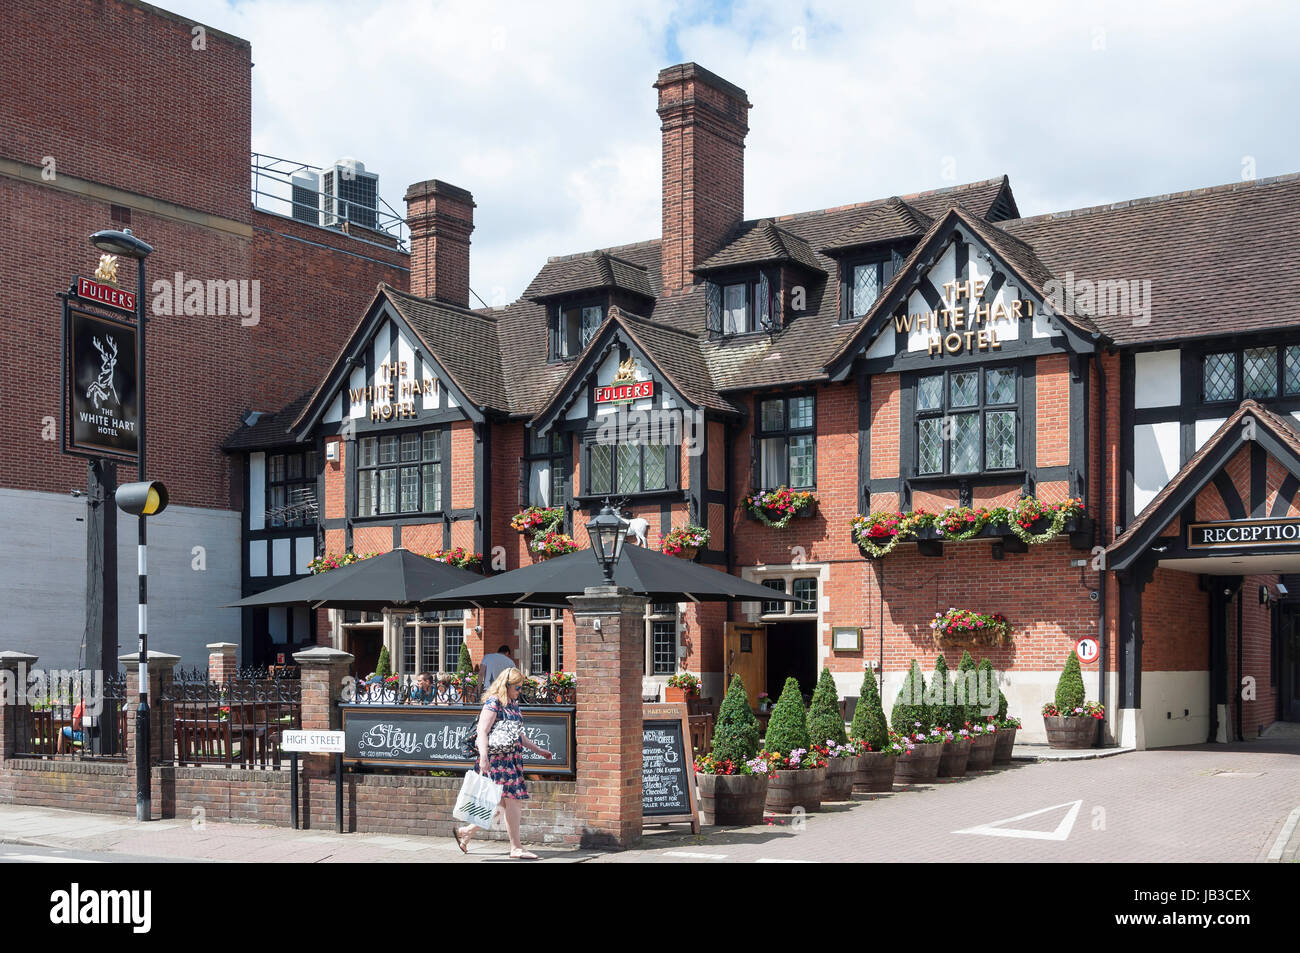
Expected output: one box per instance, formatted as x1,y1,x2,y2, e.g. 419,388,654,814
171,0,1298,305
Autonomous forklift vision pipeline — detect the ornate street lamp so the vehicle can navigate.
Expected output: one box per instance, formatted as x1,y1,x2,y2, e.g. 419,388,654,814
585,502,629,585
92,228,154,823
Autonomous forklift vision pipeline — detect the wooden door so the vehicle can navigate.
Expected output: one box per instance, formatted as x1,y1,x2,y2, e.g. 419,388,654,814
724,622,766,710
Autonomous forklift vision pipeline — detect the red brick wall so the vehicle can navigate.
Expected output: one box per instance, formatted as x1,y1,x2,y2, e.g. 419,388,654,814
1036,354,1070,467
869,374,900,482
450,422,476,509
1142,569,1210,671
655,65,749,295
1236,574,1279,737
324,438,346,519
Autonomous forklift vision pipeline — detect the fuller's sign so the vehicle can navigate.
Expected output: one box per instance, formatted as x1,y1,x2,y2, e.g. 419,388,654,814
595,380,654,404
1188,518,1300,549
75,276,136,315
64,309,139,460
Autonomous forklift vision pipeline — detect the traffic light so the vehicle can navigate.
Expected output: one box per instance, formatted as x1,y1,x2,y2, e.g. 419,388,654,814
115,481,168,516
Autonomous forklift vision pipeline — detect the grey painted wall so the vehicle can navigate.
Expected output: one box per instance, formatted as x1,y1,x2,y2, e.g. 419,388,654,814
0,489,241,671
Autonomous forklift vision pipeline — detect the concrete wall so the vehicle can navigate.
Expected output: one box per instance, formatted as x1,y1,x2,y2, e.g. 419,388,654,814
0,488,239,669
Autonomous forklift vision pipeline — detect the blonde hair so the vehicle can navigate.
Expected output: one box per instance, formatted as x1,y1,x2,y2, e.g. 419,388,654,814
485,667,524,704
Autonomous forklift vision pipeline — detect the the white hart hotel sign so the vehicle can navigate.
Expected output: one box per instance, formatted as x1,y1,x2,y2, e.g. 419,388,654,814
350,360,435,422
893,278,1036,357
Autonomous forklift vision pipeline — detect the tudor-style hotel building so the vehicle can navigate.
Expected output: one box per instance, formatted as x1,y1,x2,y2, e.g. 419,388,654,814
226,63,1300,749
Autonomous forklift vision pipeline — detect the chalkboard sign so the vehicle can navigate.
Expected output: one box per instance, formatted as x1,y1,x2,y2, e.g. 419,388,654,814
340,704,575,777
642,703,699,832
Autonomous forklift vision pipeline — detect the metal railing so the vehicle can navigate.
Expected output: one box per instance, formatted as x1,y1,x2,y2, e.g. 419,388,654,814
251,152,408,251
161,667,302,770
16,670,127,762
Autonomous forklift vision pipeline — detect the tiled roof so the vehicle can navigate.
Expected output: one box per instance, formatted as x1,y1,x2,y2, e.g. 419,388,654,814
1106,400,1300,562
382,284,510,411
1002,172,1300,345
523,251,654,301
222,391,313,451
823,198,933,251
694,219,825,275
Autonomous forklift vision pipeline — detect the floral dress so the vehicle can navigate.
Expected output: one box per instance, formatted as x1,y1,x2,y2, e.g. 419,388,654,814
483,697,529,800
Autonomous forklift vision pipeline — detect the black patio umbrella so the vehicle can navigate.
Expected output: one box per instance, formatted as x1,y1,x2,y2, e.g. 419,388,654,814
421,544,797,608
226,548,487,611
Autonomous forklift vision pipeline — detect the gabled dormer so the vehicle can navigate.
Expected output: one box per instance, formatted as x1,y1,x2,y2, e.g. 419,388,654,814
694,219,826,337
524,251,655,361
823,197,933,325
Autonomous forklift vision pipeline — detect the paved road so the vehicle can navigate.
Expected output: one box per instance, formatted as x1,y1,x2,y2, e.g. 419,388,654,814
595,740,1300,863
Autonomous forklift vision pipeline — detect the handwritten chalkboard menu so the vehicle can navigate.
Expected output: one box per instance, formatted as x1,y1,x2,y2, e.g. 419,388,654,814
642,703,699,831
340,704,575,777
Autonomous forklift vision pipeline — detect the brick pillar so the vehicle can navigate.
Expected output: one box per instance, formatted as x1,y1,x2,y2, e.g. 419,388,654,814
568,586,647,850
0,652,37,760
293,646,353,773
120,651,180,788
207,642,238,682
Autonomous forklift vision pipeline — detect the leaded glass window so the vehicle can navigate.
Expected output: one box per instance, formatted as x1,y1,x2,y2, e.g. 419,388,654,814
1243,347,1277,399
1286,346,1300,396
589,444,613,495
757,394,816,490
585,440,669,495
1203,352,1236,402
914,366,1019,475
853,262,881,318
356,429,445,517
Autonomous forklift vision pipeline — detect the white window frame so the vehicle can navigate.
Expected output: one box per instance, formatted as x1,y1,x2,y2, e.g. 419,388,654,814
645,602,682,677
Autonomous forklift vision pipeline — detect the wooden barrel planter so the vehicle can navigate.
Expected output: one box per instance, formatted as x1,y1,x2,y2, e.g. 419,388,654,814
966,732,998,771
822,756,859,801
937,738,971,777
894,743,942,781
853,751,898,793
993,726,1018,763
1044,715,1099,749
765,766,826,813
696,772,768,826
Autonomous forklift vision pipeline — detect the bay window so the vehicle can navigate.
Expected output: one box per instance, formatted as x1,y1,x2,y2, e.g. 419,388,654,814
756,394,815,489
915,365,1018,475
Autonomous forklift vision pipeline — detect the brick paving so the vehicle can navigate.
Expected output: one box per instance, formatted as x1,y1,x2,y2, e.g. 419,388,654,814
0,740,1295,863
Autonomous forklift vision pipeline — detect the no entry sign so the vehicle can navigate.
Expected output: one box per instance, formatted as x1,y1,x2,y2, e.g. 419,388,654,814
1074,637,1099,664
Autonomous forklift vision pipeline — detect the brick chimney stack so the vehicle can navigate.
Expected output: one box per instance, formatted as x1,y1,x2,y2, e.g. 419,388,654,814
654,63,751,296
404,179,475,307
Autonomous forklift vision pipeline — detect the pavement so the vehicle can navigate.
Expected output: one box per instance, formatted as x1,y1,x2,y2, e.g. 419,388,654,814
0,738,1295,863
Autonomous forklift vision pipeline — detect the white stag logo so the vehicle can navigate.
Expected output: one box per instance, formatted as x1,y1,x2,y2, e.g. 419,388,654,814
87,335,119,410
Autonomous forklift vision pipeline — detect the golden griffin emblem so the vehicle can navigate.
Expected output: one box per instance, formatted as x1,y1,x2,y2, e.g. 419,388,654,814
93,254,120,286
613,356,638,384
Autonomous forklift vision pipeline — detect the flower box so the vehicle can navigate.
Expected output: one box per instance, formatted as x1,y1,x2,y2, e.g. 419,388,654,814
664,685,698,704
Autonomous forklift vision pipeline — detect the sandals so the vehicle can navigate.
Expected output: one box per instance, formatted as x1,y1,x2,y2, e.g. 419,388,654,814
453,826,470,854
509,848,539,860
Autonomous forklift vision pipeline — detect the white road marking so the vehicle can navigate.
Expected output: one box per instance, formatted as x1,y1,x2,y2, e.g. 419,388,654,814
1267,806,1300,861
953,799,1083,841
1,853,101,863
663,851,727,859
756,858,813,863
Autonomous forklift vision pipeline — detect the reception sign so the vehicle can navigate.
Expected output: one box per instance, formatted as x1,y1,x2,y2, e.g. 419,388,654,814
339,704,575,777
64,308,139,461
1187,518,1300,549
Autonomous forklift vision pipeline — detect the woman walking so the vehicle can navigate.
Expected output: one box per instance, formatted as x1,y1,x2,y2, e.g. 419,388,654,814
455,668,554,859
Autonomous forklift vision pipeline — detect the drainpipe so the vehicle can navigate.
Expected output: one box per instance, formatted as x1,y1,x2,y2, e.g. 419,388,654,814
1093,350,1109,741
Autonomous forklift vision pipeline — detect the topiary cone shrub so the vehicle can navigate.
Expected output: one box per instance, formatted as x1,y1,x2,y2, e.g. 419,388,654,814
976,656,1004,722
891,659,931,732
955,650,980,724
711,674,762,764
850,665,889,749
456,642,473,676
808,667,847,747
764,676,811,758
930,654,960,729
1055,651,1086,712
375,646,392,679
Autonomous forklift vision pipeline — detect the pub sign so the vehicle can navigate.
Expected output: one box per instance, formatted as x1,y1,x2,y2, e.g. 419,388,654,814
64,308,139,460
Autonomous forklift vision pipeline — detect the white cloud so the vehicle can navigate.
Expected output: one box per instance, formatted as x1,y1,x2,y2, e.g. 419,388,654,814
168,0,1300,301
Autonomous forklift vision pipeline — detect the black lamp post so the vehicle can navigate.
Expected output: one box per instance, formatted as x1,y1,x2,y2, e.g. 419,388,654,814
585,502,630,585
91,228,154,823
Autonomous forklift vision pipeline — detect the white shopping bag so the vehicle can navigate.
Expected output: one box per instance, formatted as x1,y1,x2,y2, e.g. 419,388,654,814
453,770,503,827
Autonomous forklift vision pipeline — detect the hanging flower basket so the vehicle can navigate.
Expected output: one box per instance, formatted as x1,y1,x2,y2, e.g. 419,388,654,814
1005,497,1086,545
661,525,709,558
425,547,483,571
929,607,1014,645
851,510,936,557
743,487,816,529
529,531,579,560
307,551,378,574
511,506,564,536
